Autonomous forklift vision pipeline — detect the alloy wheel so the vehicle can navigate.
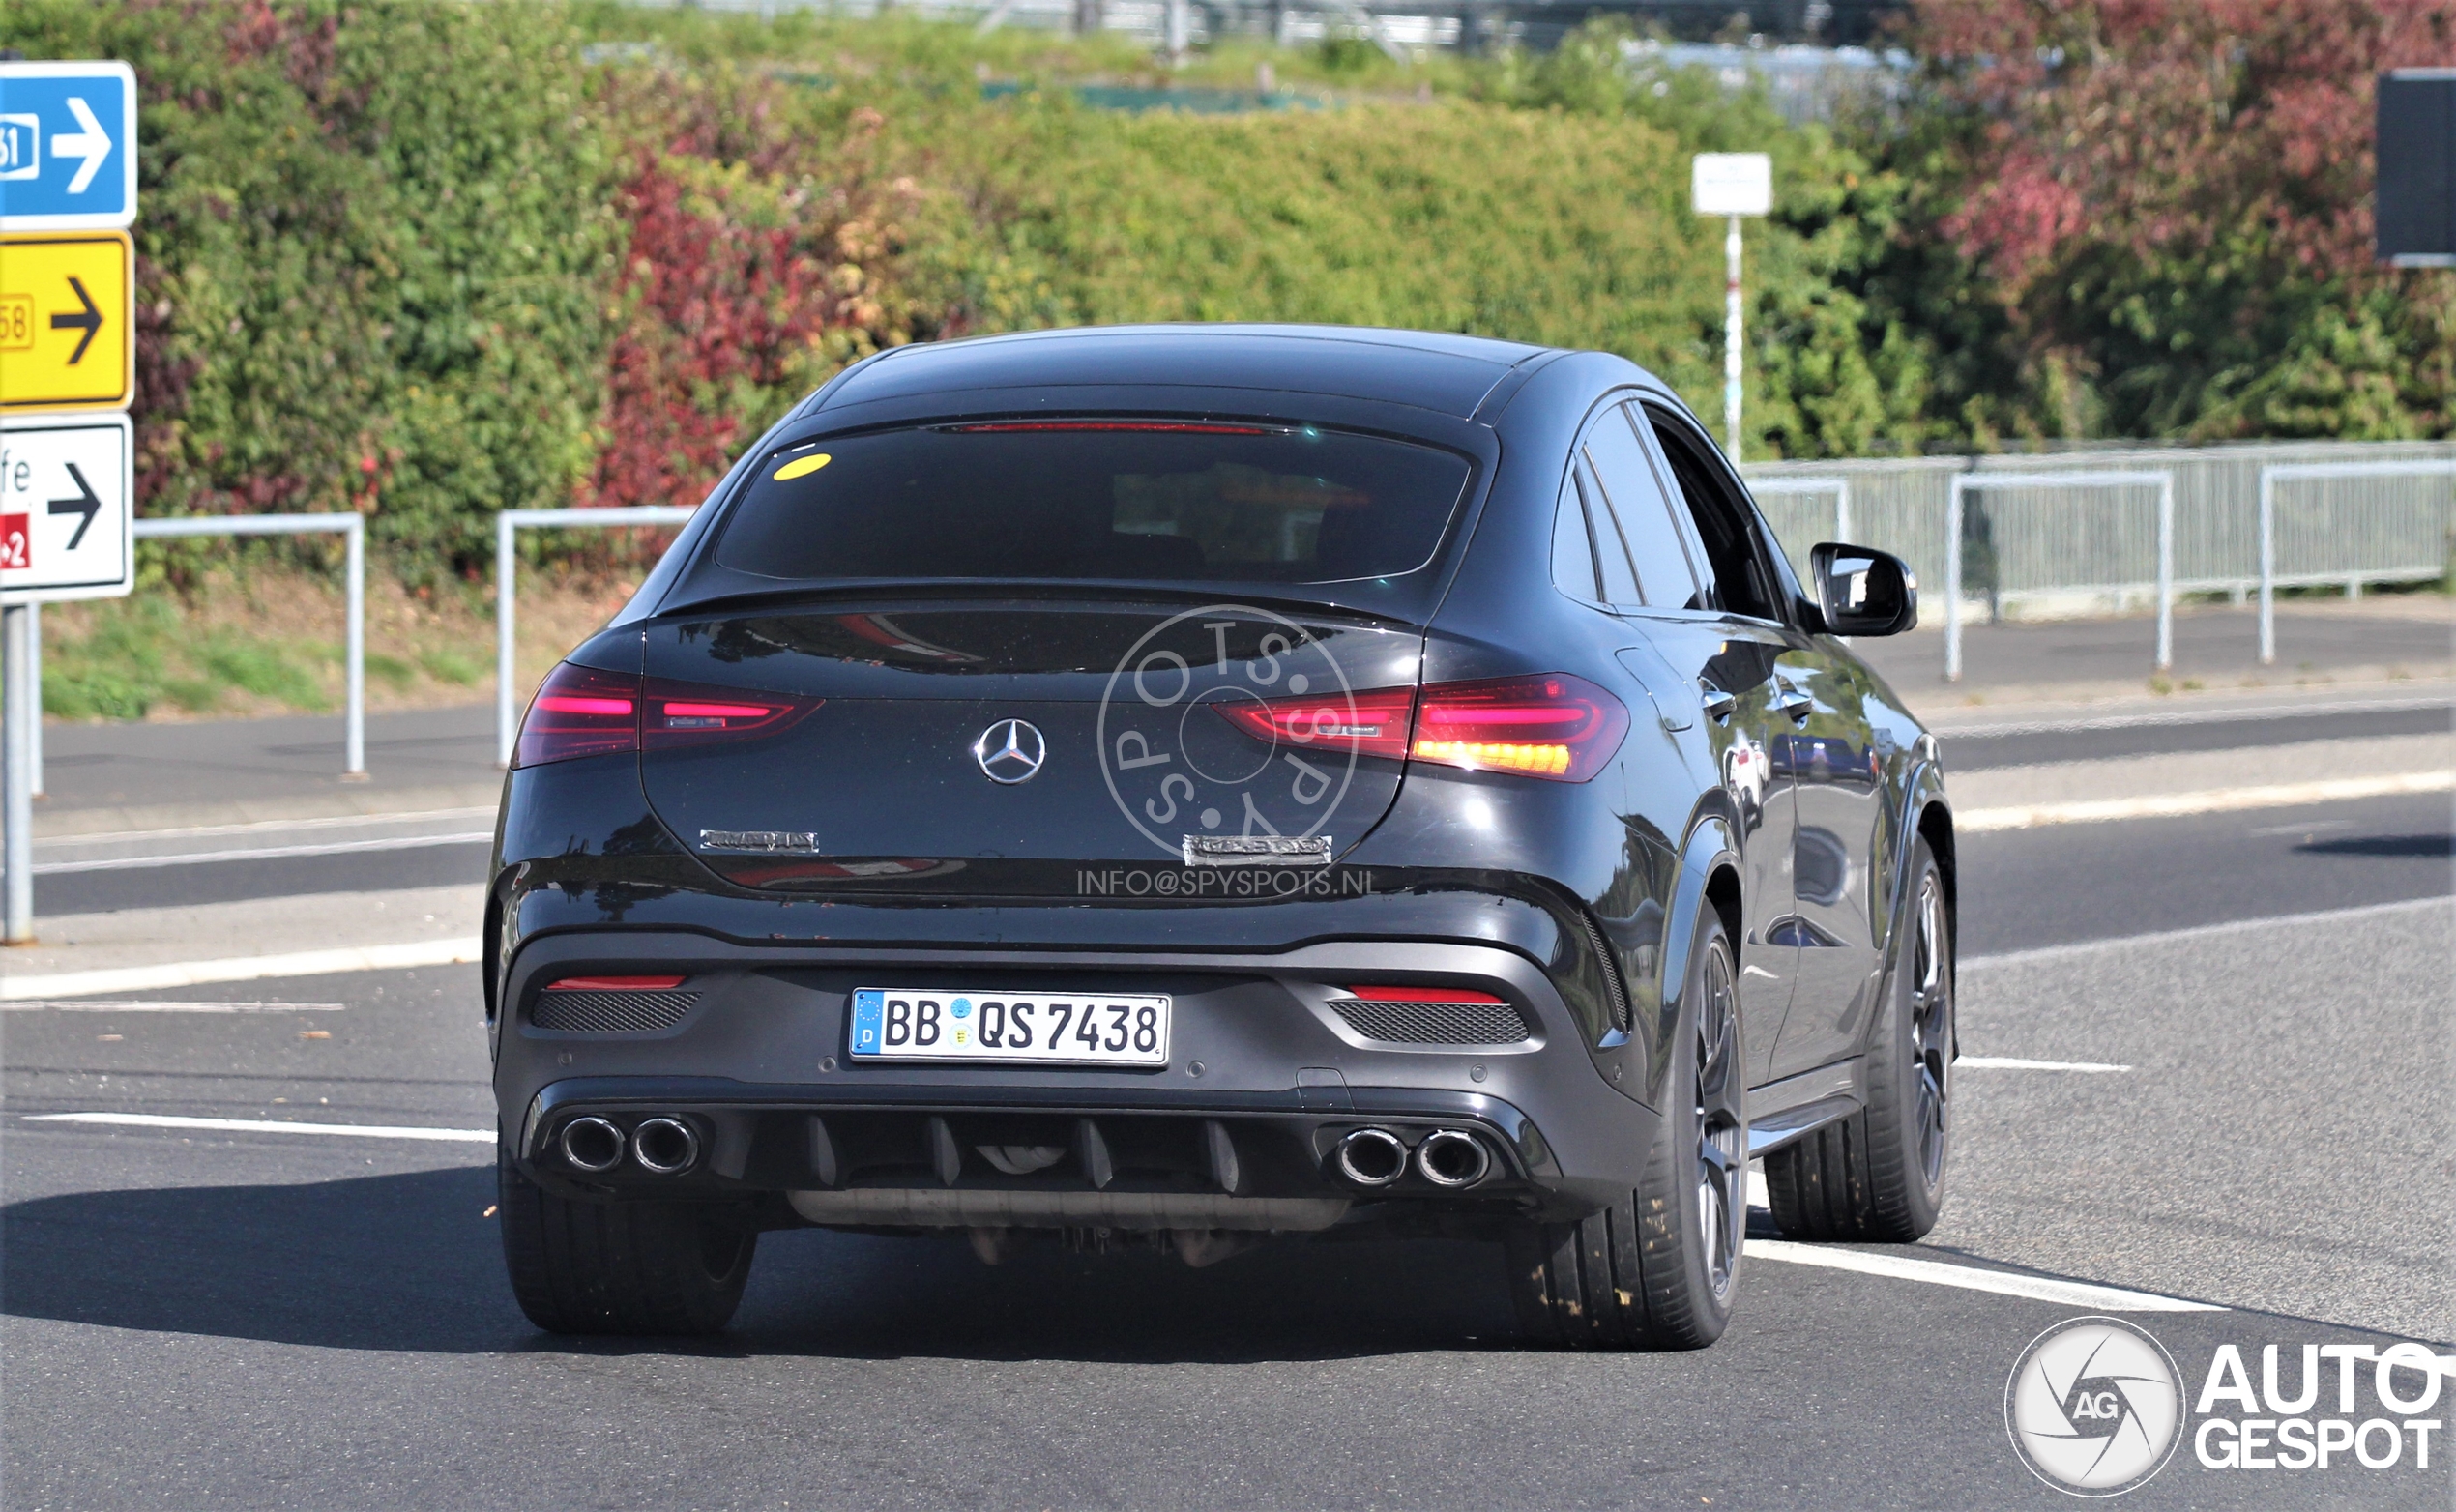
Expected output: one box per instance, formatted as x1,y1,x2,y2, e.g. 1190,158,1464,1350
1694,939,1746,1300
1907,872,1952,1189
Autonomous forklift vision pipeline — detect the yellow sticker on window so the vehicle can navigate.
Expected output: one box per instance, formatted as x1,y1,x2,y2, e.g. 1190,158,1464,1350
773,453,832,481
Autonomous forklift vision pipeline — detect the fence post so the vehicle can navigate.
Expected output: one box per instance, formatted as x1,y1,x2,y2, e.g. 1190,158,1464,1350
343,518,365,779
1833,480,1851,544
2258,466,2276,665
1944,475,1965,682
2155,473,2175,673
496,512,518,770
3,604,32,944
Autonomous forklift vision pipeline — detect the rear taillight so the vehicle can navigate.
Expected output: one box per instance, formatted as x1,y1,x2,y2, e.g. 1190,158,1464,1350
1411,673,1626,782
1213,672,1626,783
515,663,641,767
545,975,687,991
1210,686,1416,761
514,663,821,768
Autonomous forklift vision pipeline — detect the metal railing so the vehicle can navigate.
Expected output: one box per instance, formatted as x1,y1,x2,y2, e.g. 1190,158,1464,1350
1944,471,2175,682
2259,459,2456,664
131,514,367,776
1745,476,1852,563
495,506,697,768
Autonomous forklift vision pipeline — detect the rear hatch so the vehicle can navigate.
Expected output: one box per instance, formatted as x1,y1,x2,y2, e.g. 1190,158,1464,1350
638,602,1425,895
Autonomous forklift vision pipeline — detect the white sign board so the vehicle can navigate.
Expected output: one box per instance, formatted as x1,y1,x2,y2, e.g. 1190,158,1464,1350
1693,153,1772,217
0,413,132,603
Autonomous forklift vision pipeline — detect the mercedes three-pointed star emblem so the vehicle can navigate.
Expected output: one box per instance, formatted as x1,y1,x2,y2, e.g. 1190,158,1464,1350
972,718,1046,784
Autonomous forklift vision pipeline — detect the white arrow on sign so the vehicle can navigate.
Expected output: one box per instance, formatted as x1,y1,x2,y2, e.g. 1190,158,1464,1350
49,97,110,195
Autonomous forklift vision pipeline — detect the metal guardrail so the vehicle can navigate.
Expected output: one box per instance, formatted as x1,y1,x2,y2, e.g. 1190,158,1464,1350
495,506,697,768
1945,471,2175,682
1745,476,1852,549
131,514,367,777
2259,459,2456,665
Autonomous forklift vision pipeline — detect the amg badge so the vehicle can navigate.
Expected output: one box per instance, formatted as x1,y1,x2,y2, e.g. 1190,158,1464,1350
698,829,821,854
1181,834,1333,867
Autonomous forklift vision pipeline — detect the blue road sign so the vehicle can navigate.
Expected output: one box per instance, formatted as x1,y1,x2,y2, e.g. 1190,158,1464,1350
0,62,137,232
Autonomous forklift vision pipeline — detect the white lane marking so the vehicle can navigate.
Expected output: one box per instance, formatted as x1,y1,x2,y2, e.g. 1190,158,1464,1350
32,806,496,848
1936,690,2454,740
25,1112,493,1144
1748,1240,2226,1312
1964,894,2451,971
1,1001,346,1013
1957,771,2453,831
0,938,483,1000
34,831,493,875
1958,1056,2132,1073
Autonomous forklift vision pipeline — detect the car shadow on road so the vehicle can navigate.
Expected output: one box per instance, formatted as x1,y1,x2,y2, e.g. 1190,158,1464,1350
1,1168,1521,1362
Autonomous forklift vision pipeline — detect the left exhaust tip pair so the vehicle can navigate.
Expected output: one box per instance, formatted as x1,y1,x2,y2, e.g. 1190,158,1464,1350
558,1116,699,1176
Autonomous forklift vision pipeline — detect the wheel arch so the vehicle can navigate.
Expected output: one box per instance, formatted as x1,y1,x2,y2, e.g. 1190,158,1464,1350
1651,813,1743,1110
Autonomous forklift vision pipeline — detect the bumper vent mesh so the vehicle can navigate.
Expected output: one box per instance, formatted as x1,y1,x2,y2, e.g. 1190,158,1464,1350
1329,996,1531,1045
531,989,698,1033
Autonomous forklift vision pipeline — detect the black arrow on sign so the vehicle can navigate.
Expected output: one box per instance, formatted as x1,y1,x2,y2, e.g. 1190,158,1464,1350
49,276,102,364
49,462,101,550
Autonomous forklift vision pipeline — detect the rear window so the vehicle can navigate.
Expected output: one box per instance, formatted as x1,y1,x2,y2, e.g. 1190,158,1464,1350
712,422,1475,584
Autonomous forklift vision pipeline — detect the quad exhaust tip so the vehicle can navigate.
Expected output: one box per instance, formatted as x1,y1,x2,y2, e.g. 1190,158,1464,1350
631,1117,700,1176
1334,1127,1408,1186
1414,1128,1491,1188
558,1116,625,1174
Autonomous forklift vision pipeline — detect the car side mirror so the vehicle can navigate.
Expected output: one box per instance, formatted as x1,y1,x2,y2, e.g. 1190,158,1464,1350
1808,542,1917,636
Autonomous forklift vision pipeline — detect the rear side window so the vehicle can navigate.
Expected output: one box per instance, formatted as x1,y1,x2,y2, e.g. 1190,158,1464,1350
1585,405,1704,610
713,422,1476,585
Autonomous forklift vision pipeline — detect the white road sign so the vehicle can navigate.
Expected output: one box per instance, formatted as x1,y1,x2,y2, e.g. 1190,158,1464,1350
1692,153,1772,217
0,413,131,603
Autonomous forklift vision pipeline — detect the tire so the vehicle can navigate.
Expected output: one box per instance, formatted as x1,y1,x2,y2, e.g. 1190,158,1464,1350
498,1143,756,1335
1765,835,1953,1243
1506,909,1746,1351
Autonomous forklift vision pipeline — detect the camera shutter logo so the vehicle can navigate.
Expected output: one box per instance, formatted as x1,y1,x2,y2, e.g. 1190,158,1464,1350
2005,1317,2185,1497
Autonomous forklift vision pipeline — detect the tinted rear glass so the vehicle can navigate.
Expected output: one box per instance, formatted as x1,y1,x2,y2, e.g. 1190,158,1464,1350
712,422,1475,584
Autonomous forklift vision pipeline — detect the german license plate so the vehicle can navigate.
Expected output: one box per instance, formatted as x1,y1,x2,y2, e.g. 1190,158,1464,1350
848,988,1170,1066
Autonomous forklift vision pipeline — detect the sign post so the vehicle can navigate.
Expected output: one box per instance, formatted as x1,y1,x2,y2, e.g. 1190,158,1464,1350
0,58,138,945
1692,153,1772,462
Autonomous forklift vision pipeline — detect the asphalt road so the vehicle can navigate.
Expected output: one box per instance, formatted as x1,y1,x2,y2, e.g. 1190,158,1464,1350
4,700,2450,1509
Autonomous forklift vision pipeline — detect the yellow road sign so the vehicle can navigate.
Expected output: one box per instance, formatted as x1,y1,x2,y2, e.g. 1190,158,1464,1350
0,231,132,412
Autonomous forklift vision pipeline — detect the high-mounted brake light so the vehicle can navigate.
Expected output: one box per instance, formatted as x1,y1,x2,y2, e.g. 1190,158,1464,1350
514,664,821,768
951,421,1273,435
1213,673,1626,782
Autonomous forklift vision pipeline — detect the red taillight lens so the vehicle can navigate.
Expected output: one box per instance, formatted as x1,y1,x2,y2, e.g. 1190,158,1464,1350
515,666,820,768
1211,686,1416,761
545,975,687,992
515,663,642,768
1411,673,1628,782
1344,985,1507,1004
642,680,820,748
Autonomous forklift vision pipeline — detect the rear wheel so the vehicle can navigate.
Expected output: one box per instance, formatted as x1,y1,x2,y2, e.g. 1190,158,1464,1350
498,1143,756,1335
1765,835,1953,1241
1506,910,1746,1351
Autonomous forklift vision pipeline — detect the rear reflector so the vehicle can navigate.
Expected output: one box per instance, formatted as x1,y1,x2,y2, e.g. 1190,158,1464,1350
1213,673,1627,783
513,663,820,768
1344,985,1508,1004
545,975,687,991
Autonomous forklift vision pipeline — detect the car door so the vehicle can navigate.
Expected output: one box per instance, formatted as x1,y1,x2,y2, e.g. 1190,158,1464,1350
1633,404,1886,1082
1587,399,1799,1090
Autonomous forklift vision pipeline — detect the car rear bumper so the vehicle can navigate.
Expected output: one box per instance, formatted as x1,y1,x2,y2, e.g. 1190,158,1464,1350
493,930,1659,1227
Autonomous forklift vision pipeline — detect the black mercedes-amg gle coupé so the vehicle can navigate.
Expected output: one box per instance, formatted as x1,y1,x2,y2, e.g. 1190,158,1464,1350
488,324,1956,1350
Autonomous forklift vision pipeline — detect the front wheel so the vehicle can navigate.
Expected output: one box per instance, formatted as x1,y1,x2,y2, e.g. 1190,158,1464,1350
1506,908,1746,1351
1765,835,1954,1241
